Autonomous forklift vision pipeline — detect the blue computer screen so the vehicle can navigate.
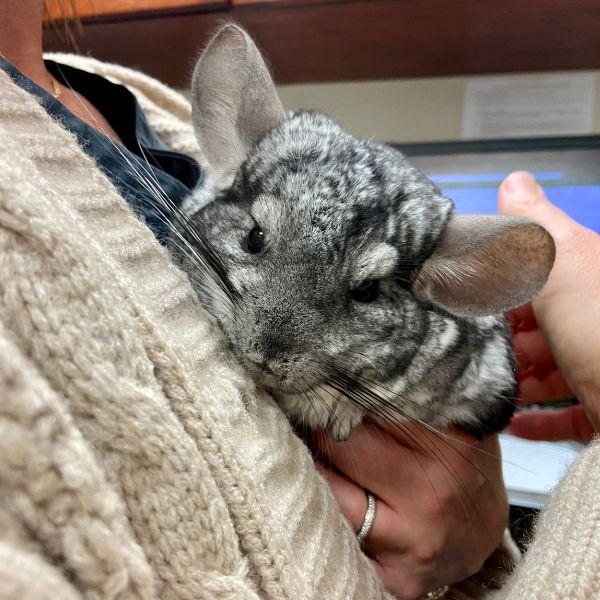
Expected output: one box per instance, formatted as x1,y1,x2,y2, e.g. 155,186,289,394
408,148,600,233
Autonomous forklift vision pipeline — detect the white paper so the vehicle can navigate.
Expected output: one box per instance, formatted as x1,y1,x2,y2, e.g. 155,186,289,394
462,74,596,139
499,434,582,509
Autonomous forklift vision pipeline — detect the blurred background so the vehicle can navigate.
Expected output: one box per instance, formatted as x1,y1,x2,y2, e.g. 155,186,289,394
44,0,600,143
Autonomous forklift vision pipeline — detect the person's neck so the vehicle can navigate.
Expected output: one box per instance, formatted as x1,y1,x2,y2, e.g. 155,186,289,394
1,1,53,93
1,0,123,142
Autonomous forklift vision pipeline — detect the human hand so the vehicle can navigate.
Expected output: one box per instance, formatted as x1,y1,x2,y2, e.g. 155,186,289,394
508,303,595,441
311,422,508,600
499,171,600,441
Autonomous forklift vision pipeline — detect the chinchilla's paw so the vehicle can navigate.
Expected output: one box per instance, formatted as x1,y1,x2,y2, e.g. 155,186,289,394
277,388,364,440
328,402,363,441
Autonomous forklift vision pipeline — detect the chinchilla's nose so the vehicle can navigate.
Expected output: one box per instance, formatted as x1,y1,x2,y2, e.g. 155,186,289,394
250,306,311,371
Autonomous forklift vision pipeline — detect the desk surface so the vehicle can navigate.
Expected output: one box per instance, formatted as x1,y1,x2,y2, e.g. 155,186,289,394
500,434,582,509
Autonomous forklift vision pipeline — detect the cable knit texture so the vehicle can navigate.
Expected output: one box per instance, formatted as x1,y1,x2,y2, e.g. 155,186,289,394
0,56,389,599
0,55,597,600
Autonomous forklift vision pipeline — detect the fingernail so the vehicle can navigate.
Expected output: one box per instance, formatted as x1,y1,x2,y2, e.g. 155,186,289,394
503,171,539,196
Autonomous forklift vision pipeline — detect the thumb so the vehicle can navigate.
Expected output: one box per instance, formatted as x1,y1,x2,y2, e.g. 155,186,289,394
498,171,579,243
498,171,598,307
499,171,600,429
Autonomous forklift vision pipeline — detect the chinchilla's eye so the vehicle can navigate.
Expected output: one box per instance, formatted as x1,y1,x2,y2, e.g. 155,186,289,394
350,279,380,303
245,226,265,254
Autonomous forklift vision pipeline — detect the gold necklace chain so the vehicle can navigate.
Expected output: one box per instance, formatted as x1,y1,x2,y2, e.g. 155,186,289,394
0,50,62,99
48,73,62,99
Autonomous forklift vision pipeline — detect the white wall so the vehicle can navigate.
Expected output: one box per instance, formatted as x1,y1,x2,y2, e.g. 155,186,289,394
277,70,600,144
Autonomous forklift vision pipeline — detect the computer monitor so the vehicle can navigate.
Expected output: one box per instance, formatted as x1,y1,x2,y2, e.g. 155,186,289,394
395,136,600,233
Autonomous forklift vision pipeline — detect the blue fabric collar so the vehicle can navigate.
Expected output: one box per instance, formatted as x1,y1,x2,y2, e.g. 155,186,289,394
0,56,202,244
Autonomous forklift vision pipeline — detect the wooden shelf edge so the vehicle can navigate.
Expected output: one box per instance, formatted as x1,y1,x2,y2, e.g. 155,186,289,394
44,0,228,23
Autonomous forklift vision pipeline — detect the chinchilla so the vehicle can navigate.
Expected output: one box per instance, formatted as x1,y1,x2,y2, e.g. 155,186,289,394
169,24,555,441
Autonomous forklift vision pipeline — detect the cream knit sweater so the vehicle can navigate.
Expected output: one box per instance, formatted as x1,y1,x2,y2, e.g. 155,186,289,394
0,55,598,600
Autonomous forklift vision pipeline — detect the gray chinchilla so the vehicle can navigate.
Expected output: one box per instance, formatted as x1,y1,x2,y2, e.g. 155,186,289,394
170,24,555,442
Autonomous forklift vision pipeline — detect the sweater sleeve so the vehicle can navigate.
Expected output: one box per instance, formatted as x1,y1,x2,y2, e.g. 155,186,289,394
498,439,600,600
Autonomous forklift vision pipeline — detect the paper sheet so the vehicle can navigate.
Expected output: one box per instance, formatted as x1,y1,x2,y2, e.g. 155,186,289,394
462,74,596,139
499,433,582,508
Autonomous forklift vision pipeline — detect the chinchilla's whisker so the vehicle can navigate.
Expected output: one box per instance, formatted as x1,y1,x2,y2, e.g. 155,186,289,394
115,143,239,305
307,357,496,460
324,364,498,488
168,238,234,321
325,357,518,470
51,64,237,311
323,375,462,492
325,359,449,420
106,151,232,307
325,374,491,534
306,356,506,477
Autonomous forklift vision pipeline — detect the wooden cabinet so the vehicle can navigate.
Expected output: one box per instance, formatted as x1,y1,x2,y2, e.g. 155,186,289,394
45,0,226,20
44,0,600,86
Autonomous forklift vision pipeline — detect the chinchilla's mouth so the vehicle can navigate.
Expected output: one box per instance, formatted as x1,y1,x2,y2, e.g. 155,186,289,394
243,356,326,395
264,377,308,395
245,363,286,391
255,371,318,396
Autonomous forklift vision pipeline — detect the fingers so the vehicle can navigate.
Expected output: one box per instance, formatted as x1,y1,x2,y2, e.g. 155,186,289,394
518,371,573,405
510,314,574,404
313,424,508,599
500,175,599,430
312,423,426,502
509,405,595,442
512,328,555,373
315,438,500,599
312,421,484,506
498,170,600,308
508,303,537,333
318,465,407,551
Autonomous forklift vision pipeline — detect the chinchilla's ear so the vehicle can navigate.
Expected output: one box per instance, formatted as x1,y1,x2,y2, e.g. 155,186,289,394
191,23,286,185
412,215,555,317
